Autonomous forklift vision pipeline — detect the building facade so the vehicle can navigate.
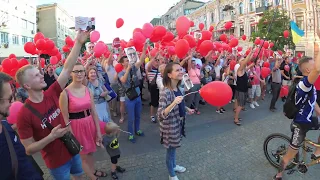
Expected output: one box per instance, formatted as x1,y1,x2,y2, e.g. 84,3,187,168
0,0,37,59
158,0,205,34
37,3,75,50
162,0,320,57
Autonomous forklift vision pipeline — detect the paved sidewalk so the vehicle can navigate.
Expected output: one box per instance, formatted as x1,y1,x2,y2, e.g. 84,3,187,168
40,110,320,180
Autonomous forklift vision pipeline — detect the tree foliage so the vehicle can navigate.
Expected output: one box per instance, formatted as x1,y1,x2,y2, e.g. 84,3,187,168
251,9,295,51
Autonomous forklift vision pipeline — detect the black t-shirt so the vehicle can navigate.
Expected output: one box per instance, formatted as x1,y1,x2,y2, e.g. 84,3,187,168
279,62,292,80
44,73,56,91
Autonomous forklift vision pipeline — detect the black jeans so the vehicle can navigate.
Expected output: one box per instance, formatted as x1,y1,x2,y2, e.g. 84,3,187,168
270,82,281,109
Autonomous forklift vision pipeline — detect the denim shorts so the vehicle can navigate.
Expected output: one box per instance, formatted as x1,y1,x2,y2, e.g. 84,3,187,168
49,154,84,180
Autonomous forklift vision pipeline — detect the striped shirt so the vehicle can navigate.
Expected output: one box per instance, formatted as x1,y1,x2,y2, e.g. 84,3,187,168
147,67,159,83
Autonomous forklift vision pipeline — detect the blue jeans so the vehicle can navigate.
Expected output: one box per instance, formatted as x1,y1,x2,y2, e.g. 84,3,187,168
49,154,84,180
125,96,142,134
166,147,176,177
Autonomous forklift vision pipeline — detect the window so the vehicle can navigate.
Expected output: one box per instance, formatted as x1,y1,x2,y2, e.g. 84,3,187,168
296,15,304,30
27,22,34,31
239,2,244,14
22,36,28,44
0,32,9,43
250,25,256,35
211,12,214,23
21,19,27,29
29,38,33,42
240,27,244,36
220,9,224,21
250,0,255,12
12,34,19,45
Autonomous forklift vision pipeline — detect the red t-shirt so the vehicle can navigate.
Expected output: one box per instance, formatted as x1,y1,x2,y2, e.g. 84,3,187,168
314,76,320,91
17,81,72,169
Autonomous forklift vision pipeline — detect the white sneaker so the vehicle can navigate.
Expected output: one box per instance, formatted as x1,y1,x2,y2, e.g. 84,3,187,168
250,103,255,109
169,176,179,180
174,165,186,173
254,101,259,107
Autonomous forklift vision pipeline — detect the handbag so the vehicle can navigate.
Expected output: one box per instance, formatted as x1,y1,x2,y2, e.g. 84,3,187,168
23,103,82,156
104,82,117,102
125,70,139,100
2,121,18,180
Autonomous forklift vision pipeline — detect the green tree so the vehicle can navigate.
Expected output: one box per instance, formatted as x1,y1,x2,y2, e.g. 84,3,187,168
251,9,295,51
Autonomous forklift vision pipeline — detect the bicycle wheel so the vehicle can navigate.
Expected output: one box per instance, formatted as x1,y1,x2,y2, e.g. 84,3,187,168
263,133,299,170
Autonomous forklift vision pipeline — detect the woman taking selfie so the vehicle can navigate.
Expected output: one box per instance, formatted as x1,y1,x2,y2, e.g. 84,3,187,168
157,62,194,180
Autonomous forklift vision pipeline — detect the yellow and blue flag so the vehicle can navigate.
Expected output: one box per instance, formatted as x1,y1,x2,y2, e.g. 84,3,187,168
290,21,305,45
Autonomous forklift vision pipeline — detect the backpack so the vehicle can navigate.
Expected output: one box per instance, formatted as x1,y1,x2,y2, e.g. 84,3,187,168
283,81,312,119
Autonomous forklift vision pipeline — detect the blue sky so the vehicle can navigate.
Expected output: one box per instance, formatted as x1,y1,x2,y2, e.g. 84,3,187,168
36,0,209,43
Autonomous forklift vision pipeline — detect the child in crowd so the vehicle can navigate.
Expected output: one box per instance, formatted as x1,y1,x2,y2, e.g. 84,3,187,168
102,122,126,180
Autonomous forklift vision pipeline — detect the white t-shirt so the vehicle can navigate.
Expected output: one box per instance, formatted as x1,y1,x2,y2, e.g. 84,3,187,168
192,57,203,68
214,65,222,80
233,63,240,85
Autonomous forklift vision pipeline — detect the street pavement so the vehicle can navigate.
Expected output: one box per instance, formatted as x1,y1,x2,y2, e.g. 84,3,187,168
34,93,320,180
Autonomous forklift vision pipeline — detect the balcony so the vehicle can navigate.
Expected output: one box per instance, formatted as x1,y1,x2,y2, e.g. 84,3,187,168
256,6,268,14
224,14,236,22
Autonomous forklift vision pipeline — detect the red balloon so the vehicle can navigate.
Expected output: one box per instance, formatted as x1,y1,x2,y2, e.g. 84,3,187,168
175,39,190,59
34,32,45,43
153,26,166,38
50,56,58,65
133,32,146,45
190,21,194,27
45,40,55,50
10,58,18,68
199,40,214,57
24,42,36,54
263,41,269,49
176,16,190,36
36,39,46,50
261,67,270,78
116,18,124,28
280,86,289,97
254,38,261,45
269,42,274,48
283,30,289,38
18,58,29,68
237,46,243,51
142,23,154,38
224,22,233,30
263,61,270,68
229,38,238,47
199,23,205,31
199,81,232,107
115,63,124,73
93,42,107,58
162,31,174,42
209,26,214,32
90,31,100,43
241,35,247,40
8,54,16,59
150,48,158,57
201,30,212,40
1,58,12,70
167,46,175,55
220,34,227,42
48,47,59,56
65,36,73,47
284,65,290,72
40,58,45,68
62,45,70,53
183,35,196,48
229,60,236,70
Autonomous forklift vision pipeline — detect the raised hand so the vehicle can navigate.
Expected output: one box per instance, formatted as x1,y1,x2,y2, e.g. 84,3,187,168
75,30,91,44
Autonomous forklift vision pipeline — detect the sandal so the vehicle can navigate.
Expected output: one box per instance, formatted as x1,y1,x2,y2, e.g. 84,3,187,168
195,110,201,115
234,119,241,126
94,170,107,177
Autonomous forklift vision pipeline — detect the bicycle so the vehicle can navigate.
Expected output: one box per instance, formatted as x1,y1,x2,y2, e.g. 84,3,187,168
263,133,320,175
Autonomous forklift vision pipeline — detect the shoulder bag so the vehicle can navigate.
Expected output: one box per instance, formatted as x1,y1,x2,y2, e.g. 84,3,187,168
23,103,82,156
125,70,139,100
1,121,18,180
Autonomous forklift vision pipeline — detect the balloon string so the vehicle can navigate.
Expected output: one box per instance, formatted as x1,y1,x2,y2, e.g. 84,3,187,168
168,91,200,113
119,129,132,135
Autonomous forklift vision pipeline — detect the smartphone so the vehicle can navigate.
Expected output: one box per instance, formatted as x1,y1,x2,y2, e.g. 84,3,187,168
66,121,71,127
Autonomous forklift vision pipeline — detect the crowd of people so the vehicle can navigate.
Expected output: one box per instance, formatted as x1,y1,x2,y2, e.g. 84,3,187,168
2,27,320,180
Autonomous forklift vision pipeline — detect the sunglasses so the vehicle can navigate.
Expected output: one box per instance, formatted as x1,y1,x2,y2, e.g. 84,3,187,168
72,70,85,74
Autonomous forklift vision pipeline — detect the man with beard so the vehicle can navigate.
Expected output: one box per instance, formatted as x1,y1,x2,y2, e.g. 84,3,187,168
0,72,43,180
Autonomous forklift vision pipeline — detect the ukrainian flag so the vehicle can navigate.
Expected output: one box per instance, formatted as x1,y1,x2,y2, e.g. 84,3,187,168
290,21,305,45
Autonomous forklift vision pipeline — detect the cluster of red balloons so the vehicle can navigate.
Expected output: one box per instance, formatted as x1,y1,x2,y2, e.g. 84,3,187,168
0,54,29,77
62,36,75,54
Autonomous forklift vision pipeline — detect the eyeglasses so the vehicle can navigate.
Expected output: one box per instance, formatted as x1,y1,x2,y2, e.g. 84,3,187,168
0,95,13,103
88,46,94,49
72,70,85,74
